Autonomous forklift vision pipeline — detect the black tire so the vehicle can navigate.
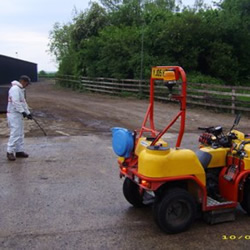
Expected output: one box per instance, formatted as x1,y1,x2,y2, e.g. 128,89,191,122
153,200,161,227
123,177,144,207
240,181,250,215
153,188,196,234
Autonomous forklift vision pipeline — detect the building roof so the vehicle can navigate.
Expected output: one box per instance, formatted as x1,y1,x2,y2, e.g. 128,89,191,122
0,54,37,65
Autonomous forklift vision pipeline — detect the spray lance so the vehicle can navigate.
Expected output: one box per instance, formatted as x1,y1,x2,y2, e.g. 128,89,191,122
25,113,47,136
32,116,47,136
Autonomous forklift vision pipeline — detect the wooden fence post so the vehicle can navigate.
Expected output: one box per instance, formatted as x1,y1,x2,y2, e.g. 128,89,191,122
231,87,235,115
121,79,124,93
138,80,142,98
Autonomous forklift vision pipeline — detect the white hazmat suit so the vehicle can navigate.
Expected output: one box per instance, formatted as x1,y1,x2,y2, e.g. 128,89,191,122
7,80,31,154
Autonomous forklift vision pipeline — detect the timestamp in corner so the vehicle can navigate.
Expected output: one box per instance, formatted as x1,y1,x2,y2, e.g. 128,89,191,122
222,235,250,240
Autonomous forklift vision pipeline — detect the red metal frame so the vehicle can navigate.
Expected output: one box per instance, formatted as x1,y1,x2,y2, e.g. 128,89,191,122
119,164,238,211
219,155,250,202
138,66,187,147
120,162,242,211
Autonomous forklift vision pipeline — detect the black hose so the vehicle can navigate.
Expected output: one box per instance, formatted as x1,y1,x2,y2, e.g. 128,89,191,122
32,117,47,136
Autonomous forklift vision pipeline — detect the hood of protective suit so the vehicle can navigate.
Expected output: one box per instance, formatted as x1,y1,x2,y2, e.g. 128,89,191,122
11,80,23,88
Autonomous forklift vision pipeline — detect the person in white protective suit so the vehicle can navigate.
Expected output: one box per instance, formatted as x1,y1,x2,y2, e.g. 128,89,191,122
7,75,33,161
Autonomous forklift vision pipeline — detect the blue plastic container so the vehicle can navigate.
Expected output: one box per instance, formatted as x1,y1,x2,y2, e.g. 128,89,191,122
111,127,134,158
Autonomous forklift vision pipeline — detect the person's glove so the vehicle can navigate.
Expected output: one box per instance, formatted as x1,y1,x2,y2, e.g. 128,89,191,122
27,114,33,120
22,112,28,118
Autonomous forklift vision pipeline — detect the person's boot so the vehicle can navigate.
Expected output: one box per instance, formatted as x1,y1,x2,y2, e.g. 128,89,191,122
16,152,29,158
7,152,16,161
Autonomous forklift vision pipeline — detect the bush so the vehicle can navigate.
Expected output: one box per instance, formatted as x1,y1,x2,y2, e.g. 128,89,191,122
187,72,225,85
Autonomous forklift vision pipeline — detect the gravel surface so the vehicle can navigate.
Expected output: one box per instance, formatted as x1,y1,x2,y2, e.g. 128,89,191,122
0,80,250,250
1,80,250,138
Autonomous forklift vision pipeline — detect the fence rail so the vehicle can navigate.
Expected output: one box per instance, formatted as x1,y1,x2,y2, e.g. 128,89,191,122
54,75,250,114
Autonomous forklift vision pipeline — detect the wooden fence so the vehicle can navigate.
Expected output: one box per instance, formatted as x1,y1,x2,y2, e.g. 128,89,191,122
54,75,250,115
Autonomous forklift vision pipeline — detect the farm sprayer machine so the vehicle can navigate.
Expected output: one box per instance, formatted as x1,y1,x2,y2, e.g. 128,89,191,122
111,66,250,234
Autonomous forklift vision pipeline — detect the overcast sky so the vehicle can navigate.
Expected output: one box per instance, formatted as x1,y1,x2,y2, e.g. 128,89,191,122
0,0,214,72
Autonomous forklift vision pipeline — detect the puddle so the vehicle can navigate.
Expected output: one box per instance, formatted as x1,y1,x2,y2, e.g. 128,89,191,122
32,110,61,121
77,117,112,132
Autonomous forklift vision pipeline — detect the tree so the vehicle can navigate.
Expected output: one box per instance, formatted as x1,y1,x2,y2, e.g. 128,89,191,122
71,3,108,49
218,0,250,83
48,22,73,63
48,0,250,84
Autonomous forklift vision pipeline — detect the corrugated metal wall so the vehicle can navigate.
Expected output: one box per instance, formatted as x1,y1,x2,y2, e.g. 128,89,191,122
0,55,38,85
0,86,9,113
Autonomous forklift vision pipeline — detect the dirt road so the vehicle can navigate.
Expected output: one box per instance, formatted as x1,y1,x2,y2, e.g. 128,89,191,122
0,81,250,249
1,80,250,138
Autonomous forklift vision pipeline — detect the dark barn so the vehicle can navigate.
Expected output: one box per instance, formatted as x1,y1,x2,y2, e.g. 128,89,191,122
0,54,38,85
0,54,37,112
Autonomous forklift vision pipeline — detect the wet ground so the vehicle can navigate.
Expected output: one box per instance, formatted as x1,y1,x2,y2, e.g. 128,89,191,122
0,81,250,249
2,80,250,138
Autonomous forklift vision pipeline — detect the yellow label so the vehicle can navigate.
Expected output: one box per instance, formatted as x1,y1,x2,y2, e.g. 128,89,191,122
151,67,165,79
